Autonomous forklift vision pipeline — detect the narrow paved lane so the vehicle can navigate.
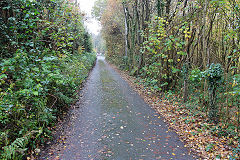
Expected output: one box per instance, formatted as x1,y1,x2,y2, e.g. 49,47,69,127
42,57,195,160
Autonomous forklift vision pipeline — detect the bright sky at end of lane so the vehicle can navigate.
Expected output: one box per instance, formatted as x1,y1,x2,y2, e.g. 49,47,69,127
77,0,101,35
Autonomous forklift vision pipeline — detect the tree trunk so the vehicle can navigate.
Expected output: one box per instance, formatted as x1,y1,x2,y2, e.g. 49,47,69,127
122,2,129,59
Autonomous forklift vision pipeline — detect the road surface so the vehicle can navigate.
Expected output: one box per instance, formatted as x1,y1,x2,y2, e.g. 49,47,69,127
40,56,195,160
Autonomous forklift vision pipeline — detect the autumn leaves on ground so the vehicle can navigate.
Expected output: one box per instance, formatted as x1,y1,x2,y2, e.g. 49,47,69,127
0,0,240,159
112,64,239,159
93,0,240,159
40,57,196,159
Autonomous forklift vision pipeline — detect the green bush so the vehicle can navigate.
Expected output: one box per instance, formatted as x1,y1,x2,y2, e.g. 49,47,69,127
203,63,224,123
0,50,96,159
0,0,96,159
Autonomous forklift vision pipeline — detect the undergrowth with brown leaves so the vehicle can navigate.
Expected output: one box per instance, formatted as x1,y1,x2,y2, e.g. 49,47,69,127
109,63,240,160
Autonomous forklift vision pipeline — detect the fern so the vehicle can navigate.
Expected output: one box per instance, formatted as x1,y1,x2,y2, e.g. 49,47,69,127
2,136,28,160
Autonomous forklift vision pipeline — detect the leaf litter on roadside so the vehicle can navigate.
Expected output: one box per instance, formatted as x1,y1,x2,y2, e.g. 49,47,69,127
110,63,239,159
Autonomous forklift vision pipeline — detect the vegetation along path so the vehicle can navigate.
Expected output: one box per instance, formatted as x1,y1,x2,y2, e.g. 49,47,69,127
41,56,196,160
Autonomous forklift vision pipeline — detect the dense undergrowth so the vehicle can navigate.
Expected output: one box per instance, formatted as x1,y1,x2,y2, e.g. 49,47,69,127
108,55,240,159
110,62,239,159
0,0,96,159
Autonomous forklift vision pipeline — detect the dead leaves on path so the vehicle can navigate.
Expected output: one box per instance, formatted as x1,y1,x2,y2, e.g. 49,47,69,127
154,102,235,159
111,64,239,159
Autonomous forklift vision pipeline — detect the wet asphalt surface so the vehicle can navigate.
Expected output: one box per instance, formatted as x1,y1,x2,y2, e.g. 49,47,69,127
41,56,195,160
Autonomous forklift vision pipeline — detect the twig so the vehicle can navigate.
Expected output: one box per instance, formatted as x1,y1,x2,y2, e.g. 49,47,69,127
48,93,58,108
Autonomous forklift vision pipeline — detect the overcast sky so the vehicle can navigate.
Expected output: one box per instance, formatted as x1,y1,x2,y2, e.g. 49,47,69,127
78,0,101,35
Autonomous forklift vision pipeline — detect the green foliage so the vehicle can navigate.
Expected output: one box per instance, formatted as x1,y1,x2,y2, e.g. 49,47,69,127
138,17,188,91
83,32,94,53
3,136,29,160
0,0,96,159
231,145,240,160
0,51,96,159
231,74,240,96
203,64,224,123
204,64,224,89
92,0,107,21
189,68,202,83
